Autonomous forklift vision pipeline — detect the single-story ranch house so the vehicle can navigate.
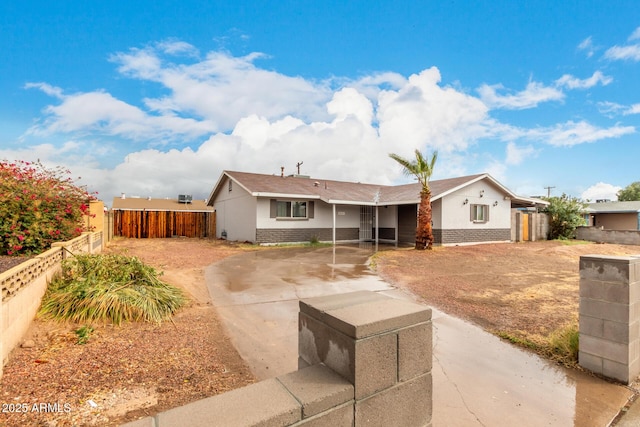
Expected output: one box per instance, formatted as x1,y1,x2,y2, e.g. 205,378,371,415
585,201,640,230
207,170,547,246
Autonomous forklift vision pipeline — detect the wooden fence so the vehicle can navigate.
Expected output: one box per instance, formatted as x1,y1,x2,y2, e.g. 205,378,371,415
113,210,216,238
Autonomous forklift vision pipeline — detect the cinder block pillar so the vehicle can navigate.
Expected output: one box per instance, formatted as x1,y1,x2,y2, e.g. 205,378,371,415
579,255,640,384
299,291,433,426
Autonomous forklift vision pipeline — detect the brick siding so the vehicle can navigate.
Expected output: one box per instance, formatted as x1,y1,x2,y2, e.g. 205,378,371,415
256,228,359,244
434,228,511,244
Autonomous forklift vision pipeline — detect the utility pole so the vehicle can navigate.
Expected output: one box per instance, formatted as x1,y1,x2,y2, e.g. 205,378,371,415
296,161,304,175
544,186,555,198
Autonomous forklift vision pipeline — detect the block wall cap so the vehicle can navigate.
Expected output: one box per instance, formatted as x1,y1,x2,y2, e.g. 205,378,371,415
301,291,431,339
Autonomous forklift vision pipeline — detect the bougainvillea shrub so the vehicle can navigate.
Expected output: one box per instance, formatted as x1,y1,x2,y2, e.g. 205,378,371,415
0,160,95,255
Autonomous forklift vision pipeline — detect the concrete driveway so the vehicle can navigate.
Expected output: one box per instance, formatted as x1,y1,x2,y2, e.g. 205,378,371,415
205,245,631,426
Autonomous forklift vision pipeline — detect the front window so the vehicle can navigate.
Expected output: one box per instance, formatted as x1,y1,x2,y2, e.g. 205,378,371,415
277,201,308,218
471,204,489,223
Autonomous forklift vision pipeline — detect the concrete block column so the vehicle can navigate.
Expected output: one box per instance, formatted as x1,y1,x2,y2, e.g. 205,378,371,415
299,291,433,426
579,255,640,384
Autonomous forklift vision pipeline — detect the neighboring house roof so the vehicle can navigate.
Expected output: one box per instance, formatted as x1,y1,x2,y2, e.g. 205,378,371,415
207,170,548,208
112,197,214,212
586,201,640,214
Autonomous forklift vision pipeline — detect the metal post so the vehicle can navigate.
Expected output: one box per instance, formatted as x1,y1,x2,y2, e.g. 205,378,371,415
332,204,336,245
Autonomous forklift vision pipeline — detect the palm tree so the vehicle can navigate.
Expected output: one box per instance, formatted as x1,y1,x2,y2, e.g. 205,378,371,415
389,149,438,250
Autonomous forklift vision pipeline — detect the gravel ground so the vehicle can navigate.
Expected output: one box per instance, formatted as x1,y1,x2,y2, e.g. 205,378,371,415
376,240,640,346
4,238,640,426
0,238,257,427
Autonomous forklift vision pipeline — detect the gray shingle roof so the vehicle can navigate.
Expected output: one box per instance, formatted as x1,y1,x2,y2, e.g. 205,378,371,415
210,171,491,205
586,201,640,213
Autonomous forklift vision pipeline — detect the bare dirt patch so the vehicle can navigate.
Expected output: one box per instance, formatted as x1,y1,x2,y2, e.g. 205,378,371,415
376,240,640,350
0,238,258,427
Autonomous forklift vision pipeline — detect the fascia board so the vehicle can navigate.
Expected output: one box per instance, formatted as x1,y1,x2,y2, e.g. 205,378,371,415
254,192,322,200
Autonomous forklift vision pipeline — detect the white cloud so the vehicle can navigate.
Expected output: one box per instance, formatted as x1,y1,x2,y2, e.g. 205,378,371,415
505,142,537,165
604,28,640,61
156,40,200,57
605,45,640,61
109,48,331,131
598,101,640,117
378,67,490,155
477,81,564,110
327,88,374,124
555,71,612,89
625,104,640,115
526,121,635,147
577,36,595,58
26,89,216,141
24,82,64,99
581,182,621,202
12,44,637,203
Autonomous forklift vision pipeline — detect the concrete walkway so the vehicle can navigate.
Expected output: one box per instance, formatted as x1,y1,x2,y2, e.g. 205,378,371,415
205,245,633,426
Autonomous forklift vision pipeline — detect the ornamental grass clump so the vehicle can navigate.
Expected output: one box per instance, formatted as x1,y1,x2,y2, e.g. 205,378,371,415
39,254,186,324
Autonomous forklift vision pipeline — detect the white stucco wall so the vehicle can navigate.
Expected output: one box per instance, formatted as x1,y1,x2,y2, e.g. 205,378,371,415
256,199,361,229
376,205,397,228
214,177,257,242
439,180,511,230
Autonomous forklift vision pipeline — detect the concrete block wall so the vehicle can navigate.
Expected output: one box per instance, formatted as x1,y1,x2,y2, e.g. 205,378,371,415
298,291,433,426
0,232,103,379
579,255,640,384
123,291,433,427
576,227,640,246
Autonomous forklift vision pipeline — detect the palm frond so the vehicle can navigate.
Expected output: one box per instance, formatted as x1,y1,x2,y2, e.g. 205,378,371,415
39,254,186,325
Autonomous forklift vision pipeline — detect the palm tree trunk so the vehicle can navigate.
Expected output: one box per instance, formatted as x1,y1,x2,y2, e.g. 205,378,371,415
416,189,434,250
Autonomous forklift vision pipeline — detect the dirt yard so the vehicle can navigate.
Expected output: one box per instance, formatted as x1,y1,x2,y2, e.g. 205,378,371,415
0,238,258,427
2,238,640,426
375,240,640,352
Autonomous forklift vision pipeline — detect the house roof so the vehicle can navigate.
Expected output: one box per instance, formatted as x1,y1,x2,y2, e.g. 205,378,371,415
112,197,214,212
208,170,548,208
586,201,640,214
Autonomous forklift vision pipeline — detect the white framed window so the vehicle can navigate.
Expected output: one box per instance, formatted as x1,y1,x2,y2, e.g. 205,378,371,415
276,201,307,218
471,204,489,223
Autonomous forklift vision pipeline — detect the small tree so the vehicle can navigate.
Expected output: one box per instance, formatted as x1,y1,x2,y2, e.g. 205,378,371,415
0,160,95,256
389,150,438,250
617,181,640,201
542,194,586,240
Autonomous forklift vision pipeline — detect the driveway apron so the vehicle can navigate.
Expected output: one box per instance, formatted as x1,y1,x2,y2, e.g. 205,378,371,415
205,245,632,426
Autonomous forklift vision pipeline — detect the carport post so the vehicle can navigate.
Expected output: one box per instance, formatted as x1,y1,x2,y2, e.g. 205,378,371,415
375,205,379,244
332,204,336,245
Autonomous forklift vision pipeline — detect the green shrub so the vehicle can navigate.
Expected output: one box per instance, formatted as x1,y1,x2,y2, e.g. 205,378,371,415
39,254,186,324
542,194,586,240
0,160,95,255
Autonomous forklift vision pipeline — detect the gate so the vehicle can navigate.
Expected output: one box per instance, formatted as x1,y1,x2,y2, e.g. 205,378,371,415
359,206,373,241
523,213,530,241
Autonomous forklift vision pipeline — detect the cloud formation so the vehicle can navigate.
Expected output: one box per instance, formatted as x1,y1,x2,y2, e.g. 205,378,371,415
581,182,622,202
605,27,640,61
6,41,637,203
477,81,564,110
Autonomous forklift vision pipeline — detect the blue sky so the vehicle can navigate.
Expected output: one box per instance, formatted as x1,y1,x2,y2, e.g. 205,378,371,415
1,1,639,203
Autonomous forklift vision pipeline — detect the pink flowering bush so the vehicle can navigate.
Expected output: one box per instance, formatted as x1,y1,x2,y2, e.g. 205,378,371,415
0,160,96,256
